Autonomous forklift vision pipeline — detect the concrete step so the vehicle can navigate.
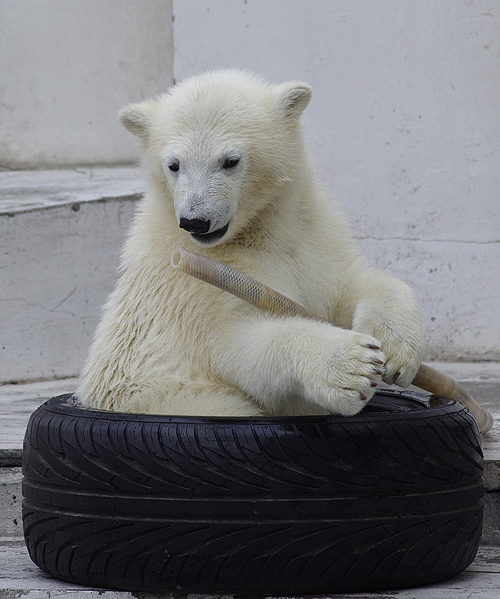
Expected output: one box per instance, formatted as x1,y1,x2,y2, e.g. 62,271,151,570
1,365,499,596
0,167,143,384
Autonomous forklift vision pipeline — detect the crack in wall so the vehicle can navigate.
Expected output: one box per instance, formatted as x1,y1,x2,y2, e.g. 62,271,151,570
0,287,78,318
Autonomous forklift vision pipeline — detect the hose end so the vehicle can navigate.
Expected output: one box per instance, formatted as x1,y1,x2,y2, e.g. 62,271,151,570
477,409,494,434
171,247,183,269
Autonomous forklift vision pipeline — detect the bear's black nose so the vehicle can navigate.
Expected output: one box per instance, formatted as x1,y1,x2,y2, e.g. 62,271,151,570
179,218,211,234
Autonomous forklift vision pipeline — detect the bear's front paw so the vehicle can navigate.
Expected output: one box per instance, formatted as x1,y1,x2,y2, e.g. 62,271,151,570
353,320,423,388
301,328,386,416
382,336,423,387
351,287,424,389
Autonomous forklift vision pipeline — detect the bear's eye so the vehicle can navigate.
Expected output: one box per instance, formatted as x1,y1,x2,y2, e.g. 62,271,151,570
168,162,180,172
222,157,240,169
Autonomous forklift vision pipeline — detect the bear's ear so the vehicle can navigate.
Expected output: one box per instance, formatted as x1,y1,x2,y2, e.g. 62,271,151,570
274,81,312,121
118,99,157,138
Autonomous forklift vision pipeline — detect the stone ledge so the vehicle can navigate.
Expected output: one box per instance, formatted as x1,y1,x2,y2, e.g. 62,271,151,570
0,167,144,214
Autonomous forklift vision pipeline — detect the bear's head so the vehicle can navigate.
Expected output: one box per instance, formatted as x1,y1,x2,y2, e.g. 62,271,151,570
119,69,312,247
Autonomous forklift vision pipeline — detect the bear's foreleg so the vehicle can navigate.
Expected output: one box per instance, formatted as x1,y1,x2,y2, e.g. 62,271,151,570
213,314,386,416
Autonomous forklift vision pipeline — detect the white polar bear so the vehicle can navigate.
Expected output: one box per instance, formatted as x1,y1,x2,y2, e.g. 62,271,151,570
78,69,424,417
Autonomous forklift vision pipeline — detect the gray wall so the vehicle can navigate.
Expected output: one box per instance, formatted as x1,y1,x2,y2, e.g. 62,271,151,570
0,0,173,168
174,0,500,361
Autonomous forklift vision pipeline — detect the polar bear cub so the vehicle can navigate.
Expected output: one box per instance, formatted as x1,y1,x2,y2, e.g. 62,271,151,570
78,69,424,417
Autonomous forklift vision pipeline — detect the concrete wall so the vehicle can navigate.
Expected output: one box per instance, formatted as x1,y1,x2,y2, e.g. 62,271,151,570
173,0,500,361
0,168,143,383
0,0,173,169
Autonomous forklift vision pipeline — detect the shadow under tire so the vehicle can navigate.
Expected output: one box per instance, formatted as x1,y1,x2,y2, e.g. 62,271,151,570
22,389,483,594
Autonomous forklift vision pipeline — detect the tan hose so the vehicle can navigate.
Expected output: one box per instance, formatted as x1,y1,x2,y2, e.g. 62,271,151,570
171,247,319,320
171,246,493,433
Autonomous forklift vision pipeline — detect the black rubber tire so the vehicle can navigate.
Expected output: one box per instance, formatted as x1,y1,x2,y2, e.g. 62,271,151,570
22,389,483,594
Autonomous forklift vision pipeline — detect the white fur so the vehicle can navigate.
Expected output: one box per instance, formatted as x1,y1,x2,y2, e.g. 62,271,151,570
78,69,424,417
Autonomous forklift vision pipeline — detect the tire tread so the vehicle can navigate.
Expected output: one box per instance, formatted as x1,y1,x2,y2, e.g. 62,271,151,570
22,391,484,593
